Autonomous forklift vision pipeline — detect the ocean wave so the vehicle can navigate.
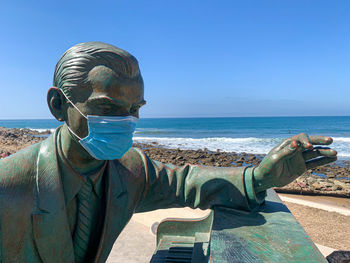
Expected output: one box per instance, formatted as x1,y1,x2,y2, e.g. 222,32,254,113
328,137,350,159
18,128,350,158
333,137,350,143
25,128,56,133
134,136,283,154
134,136,350,158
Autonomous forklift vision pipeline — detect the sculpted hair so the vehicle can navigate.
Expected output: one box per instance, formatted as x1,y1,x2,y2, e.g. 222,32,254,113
53,41,141,98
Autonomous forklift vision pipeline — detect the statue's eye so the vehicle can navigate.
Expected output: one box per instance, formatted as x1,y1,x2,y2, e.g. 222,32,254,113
98,105,113,114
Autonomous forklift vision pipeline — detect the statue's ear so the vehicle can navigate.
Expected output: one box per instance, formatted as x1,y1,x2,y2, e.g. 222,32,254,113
47,87,65,122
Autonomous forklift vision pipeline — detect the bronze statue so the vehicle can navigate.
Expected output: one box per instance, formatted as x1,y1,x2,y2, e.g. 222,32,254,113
0,42,337,262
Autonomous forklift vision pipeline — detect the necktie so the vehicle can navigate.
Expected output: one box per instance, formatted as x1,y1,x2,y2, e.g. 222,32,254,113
73,179,94,263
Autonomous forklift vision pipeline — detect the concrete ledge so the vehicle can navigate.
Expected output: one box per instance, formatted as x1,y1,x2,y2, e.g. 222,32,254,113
279,195,350,216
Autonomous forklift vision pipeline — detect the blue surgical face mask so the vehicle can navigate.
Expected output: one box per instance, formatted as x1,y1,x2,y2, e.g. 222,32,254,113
62,91,138,160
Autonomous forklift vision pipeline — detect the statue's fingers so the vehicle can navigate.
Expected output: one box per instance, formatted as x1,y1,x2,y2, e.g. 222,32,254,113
305,156,337,169
259,140,298,172
274,138,292,152
308,136,333,146
276,140,299,161
291,133,314,150
302,147,337,161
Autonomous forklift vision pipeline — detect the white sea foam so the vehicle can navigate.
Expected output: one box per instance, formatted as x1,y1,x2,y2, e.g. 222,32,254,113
134,136,283,154
134,136,350,158
26,128,56,133
333,137,350,143
328,137,350,159
20,127,350,158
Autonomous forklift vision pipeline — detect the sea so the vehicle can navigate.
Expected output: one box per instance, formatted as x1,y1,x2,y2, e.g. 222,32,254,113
1,116,350,159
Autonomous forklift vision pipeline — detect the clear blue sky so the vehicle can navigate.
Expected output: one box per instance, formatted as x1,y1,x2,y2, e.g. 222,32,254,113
1,0,349,119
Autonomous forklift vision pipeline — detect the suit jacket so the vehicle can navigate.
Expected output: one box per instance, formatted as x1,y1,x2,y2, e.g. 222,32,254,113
0,128,261,263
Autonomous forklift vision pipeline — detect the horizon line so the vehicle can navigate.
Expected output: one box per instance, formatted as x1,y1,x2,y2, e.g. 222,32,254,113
1,115,350,120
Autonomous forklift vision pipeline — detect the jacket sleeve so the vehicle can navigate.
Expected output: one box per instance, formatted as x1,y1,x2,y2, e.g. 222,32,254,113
134,148,266,213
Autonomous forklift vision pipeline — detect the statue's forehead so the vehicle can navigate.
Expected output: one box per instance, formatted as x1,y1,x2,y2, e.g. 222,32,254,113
88,65,119,92
87,65,144,102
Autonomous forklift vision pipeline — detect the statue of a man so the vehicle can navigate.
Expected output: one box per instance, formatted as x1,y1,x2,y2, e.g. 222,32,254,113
0,42,337,263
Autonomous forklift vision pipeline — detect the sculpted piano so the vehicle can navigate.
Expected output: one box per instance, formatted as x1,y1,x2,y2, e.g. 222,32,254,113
151,189,327,263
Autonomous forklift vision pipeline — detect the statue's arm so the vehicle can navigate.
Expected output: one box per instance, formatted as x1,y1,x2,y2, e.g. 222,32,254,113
135,152,263,212
134,133,337,213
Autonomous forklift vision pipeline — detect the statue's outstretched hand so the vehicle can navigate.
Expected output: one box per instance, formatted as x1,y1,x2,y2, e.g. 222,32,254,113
253,133,337,193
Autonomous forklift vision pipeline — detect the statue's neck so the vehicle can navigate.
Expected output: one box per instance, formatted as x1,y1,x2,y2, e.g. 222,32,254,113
59,124,105,174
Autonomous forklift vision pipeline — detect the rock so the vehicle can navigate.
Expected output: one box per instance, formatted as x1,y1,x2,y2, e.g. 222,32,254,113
1,126,349,197
326,172,336,178
332,185,343,191
0,153,8,159
311,182,322,190
248,155,257,161
297,181,306,188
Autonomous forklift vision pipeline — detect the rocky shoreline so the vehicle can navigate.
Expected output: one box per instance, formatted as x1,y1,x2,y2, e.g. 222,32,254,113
0,127,51,158
0,127,349,197
135,142,350,198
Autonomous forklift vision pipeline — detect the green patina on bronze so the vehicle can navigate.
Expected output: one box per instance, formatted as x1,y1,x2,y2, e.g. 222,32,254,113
0,41,337,262
209,190,327,262
151,190,327,262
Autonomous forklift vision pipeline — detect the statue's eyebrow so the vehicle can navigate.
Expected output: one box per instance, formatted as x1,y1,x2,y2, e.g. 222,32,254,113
86,96,129,107
87,96,147,110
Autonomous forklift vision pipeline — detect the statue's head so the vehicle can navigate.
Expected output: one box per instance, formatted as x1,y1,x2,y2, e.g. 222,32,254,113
47,41,145,140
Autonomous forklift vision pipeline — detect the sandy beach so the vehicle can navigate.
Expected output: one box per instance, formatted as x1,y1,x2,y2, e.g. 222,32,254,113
1,127,349,260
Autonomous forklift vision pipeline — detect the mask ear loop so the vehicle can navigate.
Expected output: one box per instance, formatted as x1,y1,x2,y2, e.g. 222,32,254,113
60,89,88,141
66,123,83,141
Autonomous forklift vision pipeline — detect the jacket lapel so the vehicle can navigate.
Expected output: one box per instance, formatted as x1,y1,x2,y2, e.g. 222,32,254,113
32,129,75,263
94,160,129,263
